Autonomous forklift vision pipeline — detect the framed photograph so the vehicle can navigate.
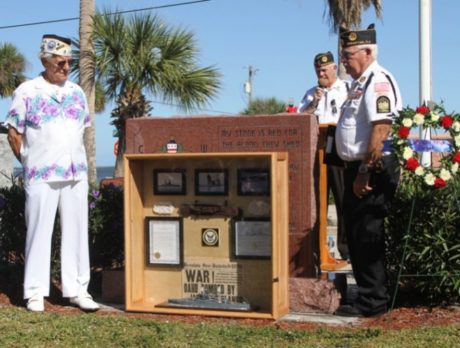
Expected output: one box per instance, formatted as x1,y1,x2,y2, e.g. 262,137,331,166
145,217,183,266
153,169,186,195
233,219,271,259
237,169,270,196
195,169,228,195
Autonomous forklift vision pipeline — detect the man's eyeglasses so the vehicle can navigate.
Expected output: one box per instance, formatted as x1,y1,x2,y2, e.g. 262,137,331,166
341,48,367,59
55,59,73,68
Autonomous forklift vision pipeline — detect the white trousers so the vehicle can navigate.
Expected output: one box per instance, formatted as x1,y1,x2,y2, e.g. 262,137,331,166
24,180,90,299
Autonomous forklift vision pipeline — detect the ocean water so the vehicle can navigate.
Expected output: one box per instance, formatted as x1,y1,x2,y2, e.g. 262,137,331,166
97,166,115,182
13,166,115,184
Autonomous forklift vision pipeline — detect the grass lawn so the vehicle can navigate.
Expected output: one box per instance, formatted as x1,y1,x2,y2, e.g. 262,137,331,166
0,307,458,347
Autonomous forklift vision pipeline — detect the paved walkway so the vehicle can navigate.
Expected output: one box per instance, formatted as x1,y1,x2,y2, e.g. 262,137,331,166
281,312,360,325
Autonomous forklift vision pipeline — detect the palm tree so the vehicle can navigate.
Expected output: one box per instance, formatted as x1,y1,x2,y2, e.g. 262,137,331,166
0,43,25,188
79,0,97,186
241,97,286,115
324,0,382,78
75,11,221,177
0,43,26,98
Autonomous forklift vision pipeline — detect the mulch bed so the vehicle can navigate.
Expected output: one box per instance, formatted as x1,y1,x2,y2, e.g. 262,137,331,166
1,266,459,330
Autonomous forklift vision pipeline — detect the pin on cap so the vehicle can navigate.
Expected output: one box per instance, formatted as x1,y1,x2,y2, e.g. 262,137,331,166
314,51,334,68
340,24,376,48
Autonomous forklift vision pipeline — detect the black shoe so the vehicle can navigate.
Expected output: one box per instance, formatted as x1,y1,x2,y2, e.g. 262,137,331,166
335,304,387,318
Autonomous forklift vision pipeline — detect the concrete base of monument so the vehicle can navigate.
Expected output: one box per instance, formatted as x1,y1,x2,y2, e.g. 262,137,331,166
281,312,359,325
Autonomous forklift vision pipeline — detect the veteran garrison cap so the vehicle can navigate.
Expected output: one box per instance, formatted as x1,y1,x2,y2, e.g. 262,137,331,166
340,24,376,48
41,34,72,57
314,51,334,68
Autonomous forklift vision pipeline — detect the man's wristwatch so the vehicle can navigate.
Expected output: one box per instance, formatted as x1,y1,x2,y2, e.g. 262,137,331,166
358,163,371,174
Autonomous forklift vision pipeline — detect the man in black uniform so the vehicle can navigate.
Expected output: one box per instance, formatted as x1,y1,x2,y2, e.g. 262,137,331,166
298,52,350,261
334,25,402,317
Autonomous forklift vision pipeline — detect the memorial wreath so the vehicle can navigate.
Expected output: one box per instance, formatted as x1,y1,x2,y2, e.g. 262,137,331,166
391,104,460,189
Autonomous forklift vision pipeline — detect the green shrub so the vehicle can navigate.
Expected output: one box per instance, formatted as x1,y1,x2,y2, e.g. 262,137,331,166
0,184,26,264
88,184,124,270
386,179,460,305
0,183,124,275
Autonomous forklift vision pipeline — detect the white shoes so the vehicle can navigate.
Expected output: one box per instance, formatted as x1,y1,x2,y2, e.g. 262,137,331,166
26,293,99,312
69,293,100,311
26,295,45,312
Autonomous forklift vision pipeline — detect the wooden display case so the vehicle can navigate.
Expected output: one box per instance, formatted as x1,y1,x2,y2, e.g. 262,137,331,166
124,152,289,319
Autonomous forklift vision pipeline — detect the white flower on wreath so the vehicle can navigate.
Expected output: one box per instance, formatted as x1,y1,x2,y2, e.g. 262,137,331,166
440,168,452,181
455,135,460,147
414,113,425,125
402,147,413,160
452,121,460,132
424,173,436,186
393,104,460,190
430,111,441,122
402,118,413,127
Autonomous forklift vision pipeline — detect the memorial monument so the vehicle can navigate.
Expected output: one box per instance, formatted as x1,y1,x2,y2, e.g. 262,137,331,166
125,114,318,277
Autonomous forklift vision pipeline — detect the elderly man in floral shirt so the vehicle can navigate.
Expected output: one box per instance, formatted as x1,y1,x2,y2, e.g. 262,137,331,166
5,34,99,312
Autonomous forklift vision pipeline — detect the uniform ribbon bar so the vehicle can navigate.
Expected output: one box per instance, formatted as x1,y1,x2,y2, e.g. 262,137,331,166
383,139,453,153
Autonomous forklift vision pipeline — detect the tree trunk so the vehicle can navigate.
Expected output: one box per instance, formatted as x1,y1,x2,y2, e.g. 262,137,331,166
337,35,348,80
79,0,97,186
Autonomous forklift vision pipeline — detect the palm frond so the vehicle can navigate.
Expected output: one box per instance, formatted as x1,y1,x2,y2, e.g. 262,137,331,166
157,66,221,111
325,0,382,31
85,10,220,113
72,8,221,125
0,43,26,98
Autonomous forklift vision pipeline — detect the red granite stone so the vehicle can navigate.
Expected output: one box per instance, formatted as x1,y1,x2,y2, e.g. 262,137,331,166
125,114,319,276
289,277,341,313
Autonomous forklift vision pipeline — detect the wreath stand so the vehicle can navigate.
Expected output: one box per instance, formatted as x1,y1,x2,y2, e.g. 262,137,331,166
389,103,460,310
389,184,460,310
389,197,416,310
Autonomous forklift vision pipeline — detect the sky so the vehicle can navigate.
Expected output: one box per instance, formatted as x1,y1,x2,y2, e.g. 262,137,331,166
1,0,459,166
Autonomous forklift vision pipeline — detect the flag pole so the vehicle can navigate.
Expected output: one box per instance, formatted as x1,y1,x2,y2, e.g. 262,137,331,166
419,0,432,167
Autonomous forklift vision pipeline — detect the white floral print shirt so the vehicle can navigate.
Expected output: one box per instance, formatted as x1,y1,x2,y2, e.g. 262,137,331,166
5,75,90,185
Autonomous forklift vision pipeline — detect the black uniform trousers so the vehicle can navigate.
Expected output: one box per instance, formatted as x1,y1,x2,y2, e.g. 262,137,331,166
342,154,400,315
327,165,348,260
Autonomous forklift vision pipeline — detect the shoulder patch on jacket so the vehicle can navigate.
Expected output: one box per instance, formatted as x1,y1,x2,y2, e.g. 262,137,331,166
376,96,390,113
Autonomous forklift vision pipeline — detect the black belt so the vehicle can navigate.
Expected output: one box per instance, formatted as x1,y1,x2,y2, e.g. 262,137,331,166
342,154,395,169
342,161,361,169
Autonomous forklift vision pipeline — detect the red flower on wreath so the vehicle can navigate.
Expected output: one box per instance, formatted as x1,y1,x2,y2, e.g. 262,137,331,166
453,152,460,164
416,105,430,114
440,115,453,129
405,157,419,171
434,177,446,188
398,126,410,138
